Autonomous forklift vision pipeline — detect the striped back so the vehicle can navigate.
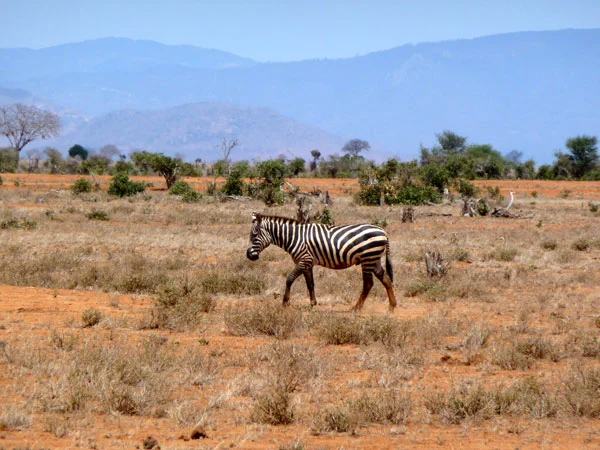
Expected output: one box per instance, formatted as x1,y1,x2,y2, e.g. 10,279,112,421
248,213,388,270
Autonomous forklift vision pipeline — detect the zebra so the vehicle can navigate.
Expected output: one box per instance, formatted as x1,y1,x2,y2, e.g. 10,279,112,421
246,212,396,311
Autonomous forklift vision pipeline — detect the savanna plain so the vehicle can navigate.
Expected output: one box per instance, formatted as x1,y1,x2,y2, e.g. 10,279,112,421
1,174,599,450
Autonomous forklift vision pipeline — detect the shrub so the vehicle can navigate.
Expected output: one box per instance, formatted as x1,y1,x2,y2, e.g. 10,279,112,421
315,406,356,433
168,180,192,195
350,389,413,425
559,189,571,199
494,377,556,418
314,313,368,345
168,180,201,203
224,300,302,339
0,407,32,430
81,308,103,327
314,207,335,226
455,178,479,198
221,166,247,196
0,174,3,186
0,217,37,230
516,336,561,362
494,247,518,262
181,189,201,203
251,384,294,425
85,209,109,221
541,239,558,250
572,237,590,251
108,173,146,197
200,271,264,295
491,342,534,370
561,366,600,417
424,383,495,424
147,278,213,331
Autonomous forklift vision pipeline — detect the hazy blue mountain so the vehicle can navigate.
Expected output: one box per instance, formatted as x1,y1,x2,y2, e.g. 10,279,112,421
0,37,256,82
1,30,599,163
49,103,347,161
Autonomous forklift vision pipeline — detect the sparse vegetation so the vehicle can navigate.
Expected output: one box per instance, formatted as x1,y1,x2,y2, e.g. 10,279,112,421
1,174,600,448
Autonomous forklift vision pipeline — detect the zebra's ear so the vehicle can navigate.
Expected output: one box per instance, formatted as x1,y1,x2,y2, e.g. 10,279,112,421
252,212,262,224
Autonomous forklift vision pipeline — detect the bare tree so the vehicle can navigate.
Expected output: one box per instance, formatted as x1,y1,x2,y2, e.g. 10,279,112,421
219,137,238,176
99,144,120,161
24,148,42,173
0,104,61,164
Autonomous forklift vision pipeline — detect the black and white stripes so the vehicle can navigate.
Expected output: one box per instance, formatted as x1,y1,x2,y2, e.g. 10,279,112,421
246,212,396,311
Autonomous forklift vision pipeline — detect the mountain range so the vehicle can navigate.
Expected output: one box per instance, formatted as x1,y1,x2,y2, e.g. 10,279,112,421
1,30,599,164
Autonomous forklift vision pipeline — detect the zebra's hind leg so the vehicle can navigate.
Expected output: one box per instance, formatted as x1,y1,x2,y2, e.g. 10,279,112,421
374,264,397,312
303,268,317,306
351,270,374,311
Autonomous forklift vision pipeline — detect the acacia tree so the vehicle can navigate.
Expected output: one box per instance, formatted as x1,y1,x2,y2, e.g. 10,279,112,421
565,135,598,179
0,104,61,163
132,151,182,188
342,139,370,157
310,149,321,172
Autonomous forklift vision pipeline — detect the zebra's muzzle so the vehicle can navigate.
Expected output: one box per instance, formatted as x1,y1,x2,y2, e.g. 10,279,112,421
246,248,259,261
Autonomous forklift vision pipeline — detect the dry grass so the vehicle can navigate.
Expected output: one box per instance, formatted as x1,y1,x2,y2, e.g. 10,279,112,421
1,178,600,448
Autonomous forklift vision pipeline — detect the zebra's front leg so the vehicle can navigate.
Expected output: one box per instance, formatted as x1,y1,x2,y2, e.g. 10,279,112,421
282,265,304,306
303,268,317,306
351,270,374,311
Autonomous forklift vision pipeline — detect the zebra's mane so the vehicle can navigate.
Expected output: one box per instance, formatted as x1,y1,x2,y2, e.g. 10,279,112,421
260,214,302,225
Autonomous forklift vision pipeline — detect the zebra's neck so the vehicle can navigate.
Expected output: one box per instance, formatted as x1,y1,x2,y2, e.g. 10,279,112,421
265,217,302,253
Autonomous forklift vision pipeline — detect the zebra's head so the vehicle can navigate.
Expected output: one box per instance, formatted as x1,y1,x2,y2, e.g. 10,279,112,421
247,212,271,261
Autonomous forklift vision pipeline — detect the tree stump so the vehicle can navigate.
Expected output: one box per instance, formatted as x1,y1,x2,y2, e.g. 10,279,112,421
425,251,449,278
402,206,415,223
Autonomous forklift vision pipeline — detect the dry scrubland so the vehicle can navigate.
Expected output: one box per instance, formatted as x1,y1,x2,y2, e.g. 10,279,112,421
0,174,600,450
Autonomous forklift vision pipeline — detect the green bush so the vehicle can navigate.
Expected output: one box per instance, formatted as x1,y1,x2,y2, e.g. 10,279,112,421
71,178,93,194
455,178,479,198
168,180,192,195
108,173,146,197
221,166,246,196
168,180,201,203
357,182,441,206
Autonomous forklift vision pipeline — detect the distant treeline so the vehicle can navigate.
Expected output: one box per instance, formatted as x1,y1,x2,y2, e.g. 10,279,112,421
1,131,598,185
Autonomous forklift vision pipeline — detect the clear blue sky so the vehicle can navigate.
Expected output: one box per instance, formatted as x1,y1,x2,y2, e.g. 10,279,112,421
0,0,598,61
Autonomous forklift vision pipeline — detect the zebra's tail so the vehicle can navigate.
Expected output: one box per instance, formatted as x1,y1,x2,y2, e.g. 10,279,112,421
385,240,394,283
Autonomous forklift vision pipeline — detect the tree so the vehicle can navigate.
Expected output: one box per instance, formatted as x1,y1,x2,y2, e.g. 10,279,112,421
435,130,466,156
43,147,64,174
219,137,239,176
135,152,182,188
287,157,306,177
68,144,88,160
310,149,321,172
0,103,61,164
342,139,370,157
504,150,523,165
565,135,598,179
256,159,287,205
99,144,120,161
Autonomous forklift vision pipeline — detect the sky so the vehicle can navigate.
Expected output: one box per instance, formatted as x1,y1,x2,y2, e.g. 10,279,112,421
0,0,599,62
